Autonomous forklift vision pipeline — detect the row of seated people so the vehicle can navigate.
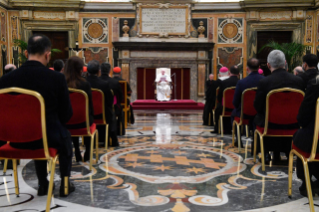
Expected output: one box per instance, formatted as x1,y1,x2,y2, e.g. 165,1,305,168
203,50,319,199
0,34,133,204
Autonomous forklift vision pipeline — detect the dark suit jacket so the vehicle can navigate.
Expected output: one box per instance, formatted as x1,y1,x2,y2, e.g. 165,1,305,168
217,75,239,103
100,74,123,105
113,76,132,97
297,68,319,88
0,60,73,149
205,79,219,104
75,80,94,126
293,79,319,153
86,75,114,124
254,68,305,127
232,71,264,117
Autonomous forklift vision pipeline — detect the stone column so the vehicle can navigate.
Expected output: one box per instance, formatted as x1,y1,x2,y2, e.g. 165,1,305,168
121,63,130,82
197,63,206,98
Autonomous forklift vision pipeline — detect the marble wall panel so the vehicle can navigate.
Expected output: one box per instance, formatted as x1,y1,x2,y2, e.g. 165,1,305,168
217,47,243,70
113,18,119,42
83,47,108,65
1,12,6,42
208,18,213,42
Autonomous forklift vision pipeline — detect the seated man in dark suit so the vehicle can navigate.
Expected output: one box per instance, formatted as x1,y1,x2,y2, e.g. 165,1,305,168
100,63,125,136
293,77,319,196
213,66,239,134
298,54,319,88
113,66,135,125
0,34,74,197
232,58,264,147
203,74,220,126
254,50,304,163
86,60,119,147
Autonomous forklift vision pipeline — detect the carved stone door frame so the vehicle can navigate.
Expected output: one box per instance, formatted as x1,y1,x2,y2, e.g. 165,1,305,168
20,20,79,56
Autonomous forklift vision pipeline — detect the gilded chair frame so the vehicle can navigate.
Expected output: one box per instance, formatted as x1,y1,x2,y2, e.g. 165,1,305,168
91,88,109,150
0,87,60,212
253,88,305,171
220,86,236,137
232,87,257,151
68,88,99,170
288,98,319,212
212,87,219,126
119,81,129,130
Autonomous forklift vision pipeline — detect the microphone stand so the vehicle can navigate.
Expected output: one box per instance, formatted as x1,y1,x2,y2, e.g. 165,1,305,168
171,73,177,101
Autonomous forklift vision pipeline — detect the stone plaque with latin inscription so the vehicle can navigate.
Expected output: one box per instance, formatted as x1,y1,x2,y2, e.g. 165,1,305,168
138,4,190,36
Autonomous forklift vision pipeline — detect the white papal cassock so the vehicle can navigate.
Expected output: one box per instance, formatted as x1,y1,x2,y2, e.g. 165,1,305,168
155,70,172,101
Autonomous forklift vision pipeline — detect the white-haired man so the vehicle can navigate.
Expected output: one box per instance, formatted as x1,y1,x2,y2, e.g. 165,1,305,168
155,69,172,101
254,50,304,164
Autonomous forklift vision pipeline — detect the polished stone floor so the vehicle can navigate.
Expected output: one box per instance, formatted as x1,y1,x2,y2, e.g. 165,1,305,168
1,110,319,212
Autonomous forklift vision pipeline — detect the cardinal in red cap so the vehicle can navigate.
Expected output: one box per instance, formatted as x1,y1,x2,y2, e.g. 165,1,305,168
113,66,121,73
218,66,230,81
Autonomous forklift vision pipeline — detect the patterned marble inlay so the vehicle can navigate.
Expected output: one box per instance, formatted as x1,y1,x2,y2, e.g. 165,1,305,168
1,111,319,212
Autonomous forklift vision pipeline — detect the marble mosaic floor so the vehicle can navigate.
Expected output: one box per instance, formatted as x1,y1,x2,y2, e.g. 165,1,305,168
1,110,319,212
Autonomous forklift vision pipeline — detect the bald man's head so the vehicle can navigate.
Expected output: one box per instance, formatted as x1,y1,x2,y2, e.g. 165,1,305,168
27,34,51,56
4,64,16,74
209,74,214,80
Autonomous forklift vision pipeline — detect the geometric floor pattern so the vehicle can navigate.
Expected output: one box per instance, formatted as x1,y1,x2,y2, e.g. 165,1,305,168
1,110,319,211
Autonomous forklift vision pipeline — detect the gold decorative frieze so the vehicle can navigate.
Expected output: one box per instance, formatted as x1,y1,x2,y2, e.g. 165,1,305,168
33,11,66,20
136,3,191,38
260,11,292,20
305,15,313,43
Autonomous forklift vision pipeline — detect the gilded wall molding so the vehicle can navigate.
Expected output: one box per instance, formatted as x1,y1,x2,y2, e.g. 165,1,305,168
9,0,84,10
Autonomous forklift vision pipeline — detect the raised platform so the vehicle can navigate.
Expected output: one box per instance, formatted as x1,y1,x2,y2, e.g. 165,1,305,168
132,99,204,110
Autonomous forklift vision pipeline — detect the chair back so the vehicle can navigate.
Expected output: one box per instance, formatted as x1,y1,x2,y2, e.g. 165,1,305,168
118,81,128,109
91,88,105,125
240,87,257,120
310,98,319,161
222,87,236,115
0,87,50,158
66,88,90,135
214,87,219,109
264,88,304,134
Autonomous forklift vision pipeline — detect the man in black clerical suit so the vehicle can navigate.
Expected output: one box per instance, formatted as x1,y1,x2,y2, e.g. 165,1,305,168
298,54,319,88
100,63,126,136
293,77,319,196
203,74,219,126
213,66,239,134
0,34,74,197
112,66,135,125
254,50,304,163
86,60,119,147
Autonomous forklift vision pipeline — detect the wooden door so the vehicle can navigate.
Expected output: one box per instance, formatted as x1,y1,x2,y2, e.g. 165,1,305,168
257,31,292,76
33,31,69,67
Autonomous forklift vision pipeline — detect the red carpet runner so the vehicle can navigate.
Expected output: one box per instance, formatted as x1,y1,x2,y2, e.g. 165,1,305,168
132,100,204,110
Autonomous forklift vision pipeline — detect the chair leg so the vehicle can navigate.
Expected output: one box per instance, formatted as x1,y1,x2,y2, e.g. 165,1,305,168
237,124,241,151
45,158,57,212
95,130,99,165
3,159,8,175
260,135,266,171
124,110,128,128
288,150,295,197
208,113,211,126
12,159,19,197
218,117,221,134
253,130,257,163
232,121,236,147
90,134,94,171
105,124,109,150
220,116,223,137
303,160,315,212
245,125,249,138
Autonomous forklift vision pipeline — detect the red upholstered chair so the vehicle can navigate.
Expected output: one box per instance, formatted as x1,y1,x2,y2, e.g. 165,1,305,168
0,87,59,212
288,98,319,212
66,88,98,170
91,88,109,150
212,87,219,126
232,87,257,151
220,87,236,137
118,81,130,131
253,88,305,171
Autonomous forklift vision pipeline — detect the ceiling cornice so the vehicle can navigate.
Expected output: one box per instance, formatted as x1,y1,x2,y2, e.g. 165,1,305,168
240,0,314,11
8,0,85,11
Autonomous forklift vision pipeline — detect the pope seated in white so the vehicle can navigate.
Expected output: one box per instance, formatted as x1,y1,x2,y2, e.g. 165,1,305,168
155,69,172,101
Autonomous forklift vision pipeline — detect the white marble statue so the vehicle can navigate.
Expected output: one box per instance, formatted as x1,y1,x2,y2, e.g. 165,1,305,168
155,68,172,101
